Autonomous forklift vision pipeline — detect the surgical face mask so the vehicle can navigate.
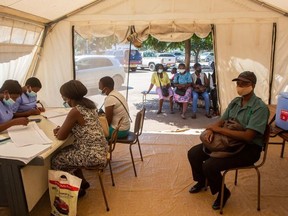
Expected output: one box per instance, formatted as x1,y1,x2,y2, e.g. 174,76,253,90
27,91,37,97
157,69,163,73
178,69,185,74
63,101,70,108
100,87,107,96
3,98,15,106
236,86,253,96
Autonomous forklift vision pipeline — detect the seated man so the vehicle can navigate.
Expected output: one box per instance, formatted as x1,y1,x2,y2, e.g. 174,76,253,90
191,63,211,119
187,71,269,210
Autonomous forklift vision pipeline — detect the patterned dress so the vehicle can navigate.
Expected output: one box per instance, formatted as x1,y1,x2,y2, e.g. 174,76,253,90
51,105,108,171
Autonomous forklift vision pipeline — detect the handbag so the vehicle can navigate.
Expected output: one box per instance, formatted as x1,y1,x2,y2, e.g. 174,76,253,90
175,88,186,96
200,118,246,158
161,86,170,97
49,170,82,216
157,73,170,97
98,113,109,137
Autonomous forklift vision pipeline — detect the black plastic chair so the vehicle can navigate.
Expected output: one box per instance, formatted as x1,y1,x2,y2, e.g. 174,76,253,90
219,125,270,214
85,118,122,211
117,108,146,177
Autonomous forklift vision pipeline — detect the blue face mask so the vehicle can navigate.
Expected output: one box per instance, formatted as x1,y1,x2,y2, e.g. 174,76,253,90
63,101,70,108
3,98,15,106
27,91,37,97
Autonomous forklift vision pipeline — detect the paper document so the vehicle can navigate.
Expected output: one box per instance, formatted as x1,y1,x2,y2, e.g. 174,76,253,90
42,108,71,119
0,142,51,164
41,108,70,126
8,122,52,147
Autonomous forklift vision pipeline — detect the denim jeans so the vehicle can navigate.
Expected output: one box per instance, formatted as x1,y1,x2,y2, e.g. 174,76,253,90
192,91,210,114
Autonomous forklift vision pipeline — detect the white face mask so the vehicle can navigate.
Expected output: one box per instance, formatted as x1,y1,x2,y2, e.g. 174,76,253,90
236,86,253,96
157,69,163,73
27,91,37,97
63,101,70,108
178,69,185,74
3,98,15,106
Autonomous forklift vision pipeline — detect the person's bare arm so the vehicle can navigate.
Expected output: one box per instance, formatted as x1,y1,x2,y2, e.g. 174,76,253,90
13,108,41,117
54,108,81,140
105,105,114,126
0,118,29,132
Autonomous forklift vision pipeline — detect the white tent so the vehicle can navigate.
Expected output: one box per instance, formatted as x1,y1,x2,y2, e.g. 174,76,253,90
1,0,288,110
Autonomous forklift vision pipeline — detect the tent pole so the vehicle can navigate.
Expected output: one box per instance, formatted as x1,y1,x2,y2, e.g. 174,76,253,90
126,34,132,102
269,23,277,105
28,25,49,78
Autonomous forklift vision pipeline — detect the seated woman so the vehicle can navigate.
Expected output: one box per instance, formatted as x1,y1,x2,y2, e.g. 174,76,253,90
99,76,130,138
51,80,108,198
0,80,29,132
173,63,192,119
145,63,174,114
12,77,45,117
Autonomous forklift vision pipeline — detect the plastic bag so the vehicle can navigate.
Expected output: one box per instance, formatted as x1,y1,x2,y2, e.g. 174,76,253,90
48,170,82,216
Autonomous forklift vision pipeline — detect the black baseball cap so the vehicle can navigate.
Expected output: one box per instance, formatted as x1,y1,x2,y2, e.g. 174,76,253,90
232,71,257,84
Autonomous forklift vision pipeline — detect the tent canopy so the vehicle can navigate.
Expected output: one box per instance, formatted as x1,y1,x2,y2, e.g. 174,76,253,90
0,0,288,110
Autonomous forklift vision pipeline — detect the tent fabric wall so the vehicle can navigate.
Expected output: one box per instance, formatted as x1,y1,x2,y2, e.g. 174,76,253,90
216,23,273,111
36,21,73,107
271,17,288,103
0,15,43,84
4,0,287,107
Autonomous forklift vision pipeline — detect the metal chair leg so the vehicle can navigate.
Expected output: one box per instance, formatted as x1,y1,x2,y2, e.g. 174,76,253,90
220,171,228,214
98,170,110,212
256,168,261,211
137,139,143,161
129,144,137,177
234,170,238,185
108,161,115,186
280,139,286,158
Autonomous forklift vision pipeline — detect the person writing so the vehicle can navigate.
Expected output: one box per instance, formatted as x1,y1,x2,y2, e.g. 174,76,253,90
51,80,108,198
145,63,174,114
187,71,269,210
99,76,130,138
0,80,29,132
12,77,45,117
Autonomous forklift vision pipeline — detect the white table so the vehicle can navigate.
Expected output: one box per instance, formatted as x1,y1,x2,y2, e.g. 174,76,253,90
0,115,72,215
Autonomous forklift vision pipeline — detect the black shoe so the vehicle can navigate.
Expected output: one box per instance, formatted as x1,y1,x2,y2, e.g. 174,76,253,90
78,188,86,198
81,181,90,190
212,188,231,210
189,182,205,193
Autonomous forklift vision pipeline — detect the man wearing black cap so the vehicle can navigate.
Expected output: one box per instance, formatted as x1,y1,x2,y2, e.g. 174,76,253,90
187,71,269,210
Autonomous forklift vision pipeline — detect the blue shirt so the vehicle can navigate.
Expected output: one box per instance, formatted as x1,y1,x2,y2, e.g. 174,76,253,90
0,101,14,124
12,93,37,113
173,72,192,84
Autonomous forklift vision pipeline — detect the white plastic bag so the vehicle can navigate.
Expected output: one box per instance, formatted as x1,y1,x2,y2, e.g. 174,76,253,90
48,170,82,216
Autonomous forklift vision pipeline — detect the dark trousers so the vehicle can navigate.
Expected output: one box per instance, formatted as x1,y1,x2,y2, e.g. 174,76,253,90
210,88,218,112
187,143,262,195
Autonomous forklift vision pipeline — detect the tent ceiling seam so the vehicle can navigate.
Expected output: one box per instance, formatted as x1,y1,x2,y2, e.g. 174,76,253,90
250,0,288,17
47,0,105,26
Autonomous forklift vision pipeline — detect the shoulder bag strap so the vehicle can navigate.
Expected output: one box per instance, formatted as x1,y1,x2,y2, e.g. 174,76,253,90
109,94,132,122
157,73,163,89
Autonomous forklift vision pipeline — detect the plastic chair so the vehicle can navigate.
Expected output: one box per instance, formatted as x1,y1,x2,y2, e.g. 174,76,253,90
117,107,146,177
219,124,270,214
85,118,122,212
